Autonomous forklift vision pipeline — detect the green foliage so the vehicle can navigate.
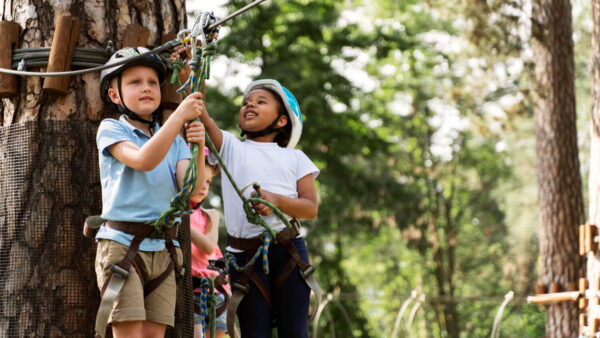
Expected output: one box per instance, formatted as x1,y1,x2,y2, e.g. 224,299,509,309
200,0,548,336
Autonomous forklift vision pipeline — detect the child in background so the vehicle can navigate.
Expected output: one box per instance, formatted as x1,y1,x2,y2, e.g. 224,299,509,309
190,147,230,338
199,79,319,337
94,46,206,338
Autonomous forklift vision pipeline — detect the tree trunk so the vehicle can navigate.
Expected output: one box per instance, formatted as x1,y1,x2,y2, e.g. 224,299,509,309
0,1,189,337
531,0,585,336
587,0,600,335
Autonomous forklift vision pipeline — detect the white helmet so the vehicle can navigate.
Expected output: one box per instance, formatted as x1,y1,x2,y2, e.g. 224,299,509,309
242,79,303,148
99,47,167,104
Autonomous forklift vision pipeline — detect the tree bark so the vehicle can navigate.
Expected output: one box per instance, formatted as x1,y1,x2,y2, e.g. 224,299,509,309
0,1,188,336
587,1,600,335
531,0,585,336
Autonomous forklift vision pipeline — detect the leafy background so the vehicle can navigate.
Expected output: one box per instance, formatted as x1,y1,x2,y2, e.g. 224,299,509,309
187,0,594,336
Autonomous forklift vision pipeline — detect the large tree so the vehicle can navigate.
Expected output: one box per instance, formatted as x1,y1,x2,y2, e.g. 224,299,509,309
531,0,585,335
0,1,188,336
587,0,600,334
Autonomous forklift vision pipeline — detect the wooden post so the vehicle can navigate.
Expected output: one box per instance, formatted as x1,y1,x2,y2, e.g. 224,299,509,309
586,224,597,253
0,21,21,98
42,16,80,95
122,24,150,47
527,291,580,304
581,278,590,310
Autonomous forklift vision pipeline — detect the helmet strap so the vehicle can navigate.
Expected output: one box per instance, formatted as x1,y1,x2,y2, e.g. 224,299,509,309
116,74,159,136
240,112,284,139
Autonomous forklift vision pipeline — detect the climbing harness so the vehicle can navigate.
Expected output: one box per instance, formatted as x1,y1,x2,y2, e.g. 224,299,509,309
83,217,183,338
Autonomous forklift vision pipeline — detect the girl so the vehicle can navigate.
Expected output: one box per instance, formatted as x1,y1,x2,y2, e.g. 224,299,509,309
199,79,319,337
190,147,230,338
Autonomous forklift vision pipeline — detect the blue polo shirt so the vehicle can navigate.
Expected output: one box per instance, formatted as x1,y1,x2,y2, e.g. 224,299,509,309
96,115,191,251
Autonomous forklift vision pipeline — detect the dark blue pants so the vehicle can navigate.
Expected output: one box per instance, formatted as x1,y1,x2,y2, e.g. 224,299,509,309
229,237,310,338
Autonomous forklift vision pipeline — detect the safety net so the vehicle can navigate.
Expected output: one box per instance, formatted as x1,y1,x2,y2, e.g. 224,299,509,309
0,121,193,337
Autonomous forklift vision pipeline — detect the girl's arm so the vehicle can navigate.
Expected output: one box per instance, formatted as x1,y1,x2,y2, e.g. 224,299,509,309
198,106,223,152
190,211,219,254
251,173,318,219
109,92,205,171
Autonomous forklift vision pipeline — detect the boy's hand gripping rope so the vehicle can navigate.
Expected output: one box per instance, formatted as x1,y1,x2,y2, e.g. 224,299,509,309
153,11,219,235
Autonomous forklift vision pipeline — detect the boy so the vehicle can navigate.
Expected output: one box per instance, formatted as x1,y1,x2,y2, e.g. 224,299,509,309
94,47,206,338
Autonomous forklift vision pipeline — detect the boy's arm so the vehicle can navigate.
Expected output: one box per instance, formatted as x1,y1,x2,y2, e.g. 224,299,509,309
108,92,205,171
252,173,318,219
190,213,219,254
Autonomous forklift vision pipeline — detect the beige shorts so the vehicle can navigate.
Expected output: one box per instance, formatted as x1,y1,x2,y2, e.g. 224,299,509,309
95,239,183,326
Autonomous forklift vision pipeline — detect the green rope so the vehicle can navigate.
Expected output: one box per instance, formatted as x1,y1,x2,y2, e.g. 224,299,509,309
169,59,187,98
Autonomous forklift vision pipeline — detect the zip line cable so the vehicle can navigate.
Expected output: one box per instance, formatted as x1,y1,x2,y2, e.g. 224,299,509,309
0,0,267,78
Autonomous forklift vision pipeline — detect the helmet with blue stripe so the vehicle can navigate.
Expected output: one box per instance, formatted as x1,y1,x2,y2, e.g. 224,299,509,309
243,79,303,148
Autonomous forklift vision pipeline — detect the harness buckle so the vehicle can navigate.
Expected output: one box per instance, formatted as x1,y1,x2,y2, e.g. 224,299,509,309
290,218,301,235
208,258,226,272
233,282,250,295
301,265,315,279
110,264,130,279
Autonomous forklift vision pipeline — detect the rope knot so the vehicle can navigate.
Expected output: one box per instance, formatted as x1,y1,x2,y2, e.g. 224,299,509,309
169,59,185,85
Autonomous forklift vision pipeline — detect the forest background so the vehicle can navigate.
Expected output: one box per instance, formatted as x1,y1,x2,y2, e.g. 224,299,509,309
189,0,595,336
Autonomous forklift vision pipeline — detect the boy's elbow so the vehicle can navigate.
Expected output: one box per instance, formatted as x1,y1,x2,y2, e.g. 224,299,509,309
137,163,155,172
135,157,160,172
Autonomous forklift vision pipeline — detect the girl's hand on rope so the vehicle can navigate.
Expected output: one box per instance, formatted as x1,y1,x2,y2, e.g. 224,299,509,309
185,120,205,146
169,45,191,89
170,44,191,61
251,188,278,216
174,91,205,122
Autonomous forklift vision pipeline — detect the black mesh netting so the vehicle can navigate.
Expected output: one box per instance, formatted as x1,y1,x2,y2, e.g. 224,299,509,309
0,121,193,337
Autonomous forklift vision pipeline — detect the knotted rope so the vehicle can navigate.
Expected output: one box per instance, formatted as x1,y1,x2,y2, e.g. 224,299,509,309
198,277,217,338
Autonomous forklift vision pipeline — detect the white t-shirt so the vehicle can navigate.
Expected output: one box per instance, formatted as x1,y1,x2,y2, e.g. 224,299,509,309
216,131,319,245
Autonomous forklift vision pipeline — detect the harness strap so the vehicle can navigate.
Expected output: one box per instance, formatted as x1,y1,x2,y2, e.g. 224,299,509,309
277,233,322,322
227,281,249,338
143,259,176,297
95,221,180,338
225,221,322,337
274,258,296,296
106,220,177,239
95,230,148,338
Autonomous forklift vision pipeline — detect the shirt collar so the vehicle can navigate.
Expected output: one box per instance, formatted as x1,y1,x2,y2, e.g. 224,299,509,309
119,114,159,138
244,138,279,147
